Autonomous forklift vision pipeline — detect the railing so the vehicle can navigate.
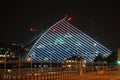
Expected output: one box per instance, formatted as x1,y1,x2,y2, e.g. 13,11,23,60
0,67,80,80
0,63,118,80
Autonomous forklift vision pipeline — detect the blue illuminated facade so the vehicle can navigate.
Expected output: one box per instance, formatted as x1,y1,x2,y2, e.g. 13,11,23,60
25,17,112,62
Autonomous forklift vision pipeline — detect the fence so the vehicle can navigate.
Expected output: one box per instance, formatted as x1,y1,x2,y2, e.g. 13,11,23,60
0,67,80,80
0,62,118,80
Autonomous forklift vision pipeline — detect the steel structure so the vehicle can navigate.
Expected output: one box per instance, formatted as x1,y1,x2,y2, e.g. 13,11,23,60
25,16,112,62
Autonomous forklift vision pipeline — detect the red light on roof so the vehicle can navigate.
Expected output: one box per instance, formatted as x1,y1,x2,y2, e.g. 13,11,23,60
29,27,33,32
67,17,72,21
29,27,37,32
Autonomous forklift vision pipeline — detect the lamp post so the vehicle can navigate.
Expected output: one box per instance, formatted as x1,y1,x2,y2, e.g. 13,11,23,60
91,55,94,71
19,53,21,74
38,59,42,73
74,43,79,70
49,50,55,71
92,60,94,71
31,57,32,74
49,53,52,71
4,52,7,73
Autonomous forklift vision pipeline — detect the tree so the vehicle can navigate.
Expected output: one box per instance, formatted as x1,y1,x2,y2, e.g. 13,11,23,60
106,51,117,63
94,54,105,62
67,54,83,61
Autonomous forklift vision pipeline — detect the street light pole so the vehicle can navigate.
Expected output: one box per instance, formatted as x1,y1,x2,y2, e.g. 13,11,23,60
50,55,52,71
19,54,21,74
4,52,6,73
31,57,32,74
49,50,54,71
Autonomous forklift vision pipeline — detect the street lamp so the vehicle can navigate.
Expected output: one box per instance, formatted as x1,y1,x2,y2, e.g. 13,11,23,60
4,52,7,73
26,56,33,74
49,51,52,71
30,57,33,74
49,50,55,71
27,57,33,74
19,53,21,74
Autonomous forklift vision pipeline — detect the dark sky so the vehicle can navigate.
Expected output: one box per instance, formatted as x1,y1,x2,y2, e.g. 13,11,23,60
0,0,120,51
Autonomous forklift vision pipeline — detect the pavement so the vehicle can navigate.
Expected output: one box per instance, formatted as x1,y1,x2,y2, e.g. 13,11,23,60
62,71,120,80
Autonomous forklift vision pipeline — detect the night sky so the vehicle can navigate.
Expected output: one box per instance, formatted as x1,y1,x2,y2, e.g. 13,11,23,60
0,0,120,51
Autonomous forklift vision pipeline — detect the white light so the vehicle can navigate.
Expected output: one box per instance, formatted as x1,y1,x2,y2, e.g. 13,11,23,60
83,60,86,63
36,44,45,48
0,55,4,57
95,51,99,53
67,65,71,68
93,43,97,47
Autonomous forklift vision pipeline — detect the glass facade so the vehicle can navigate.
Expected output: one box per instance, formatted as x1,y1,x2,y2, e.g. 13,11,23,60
25,17,112,62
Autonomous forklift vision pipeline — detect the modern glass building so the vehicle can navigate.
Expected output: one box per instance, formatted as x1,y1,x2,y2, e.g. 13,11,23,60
25,16,112,62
